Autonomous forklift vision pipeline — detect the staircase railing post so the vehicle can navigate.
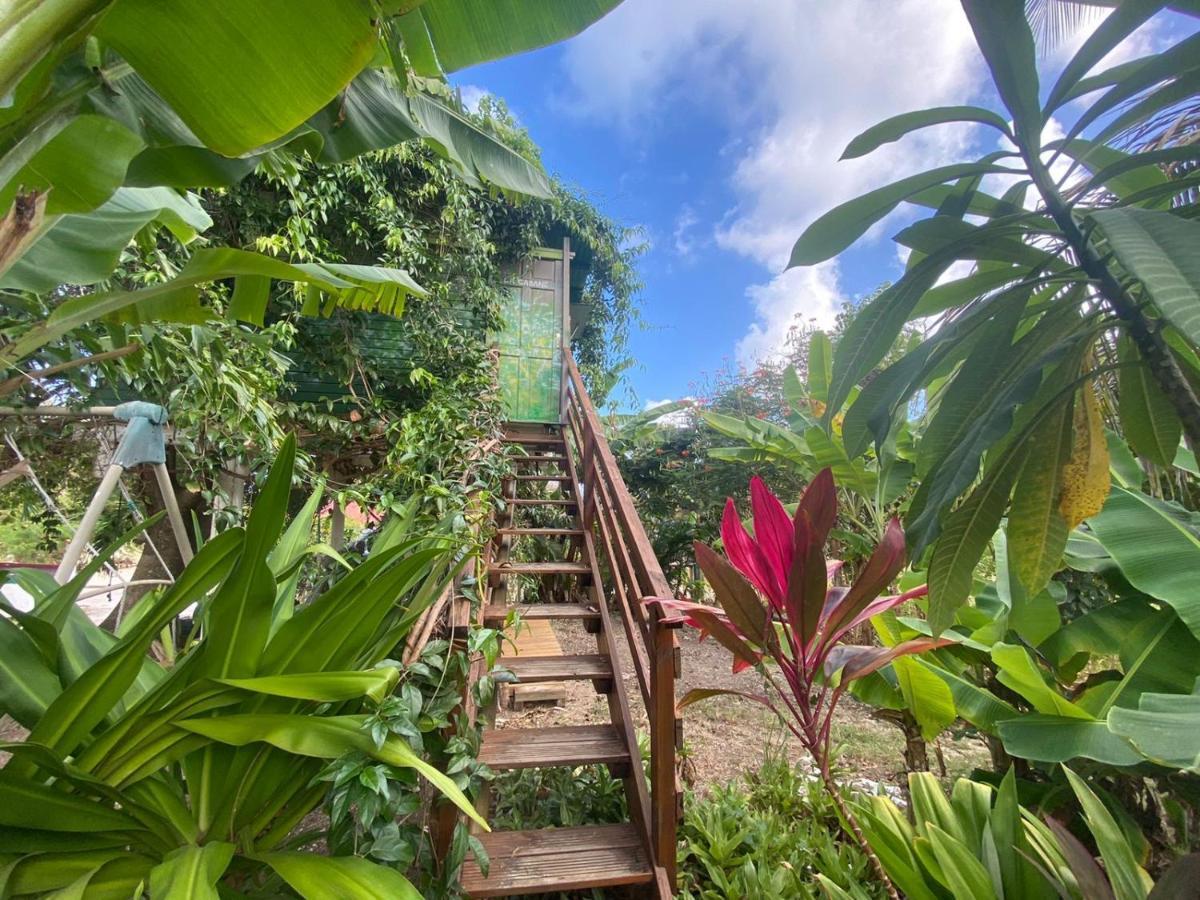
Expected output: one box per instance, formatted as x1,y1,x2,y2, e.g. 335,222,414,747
648,600,681,890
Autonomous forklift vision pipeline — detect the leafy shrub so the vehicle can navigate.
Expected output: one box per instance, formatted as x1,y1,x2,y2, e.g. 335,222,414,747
678,753,885,900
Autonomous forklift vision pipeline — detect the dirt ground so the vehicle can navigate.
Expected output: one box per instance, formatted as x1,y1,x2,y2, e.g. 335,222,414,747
496,619,990,793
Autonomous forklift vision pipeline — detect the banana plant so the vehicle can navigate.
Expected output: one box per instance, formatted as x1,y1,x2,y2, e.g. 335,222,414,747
881,478,1200,772
787,0,1200,632
0,435,483,897
1,2,622,382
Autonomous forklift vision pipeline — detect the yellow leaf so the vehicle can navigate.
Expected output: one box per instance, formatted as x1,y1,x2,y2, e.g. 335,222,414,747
1059,381,1110,528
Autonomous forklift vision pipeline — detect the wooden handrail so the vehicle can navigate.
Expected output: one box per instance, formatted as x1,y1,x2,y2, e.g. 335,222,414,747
561,349,681,889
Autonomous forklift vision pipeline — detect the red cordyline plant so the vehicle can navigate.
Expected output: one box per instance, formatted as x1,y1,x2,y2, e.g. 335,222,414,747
649,469,946,898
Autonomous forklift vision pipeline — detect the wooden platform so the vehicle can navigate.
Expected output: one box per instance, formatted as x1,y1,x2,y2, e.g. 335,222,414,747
500,618,567,708
461,823,653,898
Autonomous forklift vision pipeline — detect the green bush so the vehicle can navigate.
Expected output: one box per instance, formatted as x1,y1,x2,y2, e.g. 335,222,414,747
678,754,886,900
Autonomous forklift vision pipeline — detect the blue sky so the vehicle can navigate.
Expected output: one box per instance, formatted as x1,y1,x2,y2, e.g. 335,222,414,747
452,1,1186,411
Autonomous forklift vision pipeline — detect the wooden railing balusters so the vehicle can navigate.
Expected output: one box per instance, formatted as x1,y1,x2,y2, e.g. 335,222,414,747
561,349,680,891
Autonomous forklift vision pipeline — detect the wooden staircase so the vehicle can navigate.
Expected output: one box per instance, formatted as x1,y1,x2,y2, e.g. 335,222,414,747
453,354,682,899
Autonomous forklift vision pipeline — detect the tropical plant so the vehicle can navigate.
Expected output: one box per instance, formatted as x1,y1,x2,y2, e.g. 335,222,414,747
787,0,1200,632
678,751,884,900
0,1,622,379
0,435,487,896
859,767,1199,900
651,469,950,898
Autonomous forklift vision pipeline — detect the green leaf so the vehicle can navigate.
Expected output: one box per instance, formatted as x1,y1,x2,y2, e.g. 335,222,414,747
1119,334,1181,466
1092,206,1200,350
176,713,487,829
1,186,211,294
992,643,1090,719
396,0,622,74
1062,767,1154,900
926,445,1026,636
204,435,295,677
0,615,60,727
0,772,139,832
97,0,378,156
921,660,1018,733
0,115,143,216
893,656,956,741
1007,396,1073,595
148,843,235,900
1086,486,1200,640
807,331,832,404
960,0,1041,149
803,426,874,497
788,162,1011,267
309,71,552,198
217,669,400,705
260,852,421,900
997,715,1143,766
841,106,1012,160
0,247,424,368
1107,678,1200,772
925,824,997,900
18,529,243,768
1044,0,1169,114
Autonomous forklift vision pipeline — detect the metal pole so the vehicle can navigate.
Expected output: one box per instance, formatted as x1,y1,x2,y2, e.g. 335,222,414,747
152,463,193,565
55,463,124,584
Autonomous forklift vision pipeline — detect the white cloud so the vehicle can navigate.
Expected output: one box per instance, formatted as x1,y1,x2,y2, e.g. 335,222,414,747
735,264,845,363
560,1,989,362
672,204,700,258
458,84,489,113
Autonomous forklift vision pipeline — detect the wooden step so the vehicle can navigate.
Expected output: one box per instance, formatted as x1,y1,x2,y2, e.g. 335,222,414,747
504,497,575,507
483,602,600,626
495,527,584,537
461,823,652,897
504,654,612,683
511,474,568,482
480,724,629,770
504,434,565,446
489,561,591,577
510,455,568,465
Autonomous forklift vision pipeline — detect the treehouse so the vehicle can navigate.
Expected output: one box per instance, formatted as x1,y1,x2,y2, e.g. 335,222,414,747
287,234,597,425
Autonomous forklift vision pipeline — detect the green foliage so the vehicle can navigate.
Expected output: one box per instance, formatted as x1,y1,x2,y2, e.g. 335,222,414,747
0,442,481,897
678,754,884,900
489,763,629,831
787,0,1200,634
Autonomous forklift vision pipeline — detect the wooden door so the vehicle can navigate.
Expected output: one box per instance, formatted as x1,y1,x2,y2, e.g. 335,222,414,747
496,247,567,423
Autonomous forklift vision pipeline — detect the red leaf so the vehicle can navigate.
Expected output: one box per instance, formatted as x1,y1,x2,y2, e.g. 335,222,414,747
819,517,906,643
694,541,769,646
721,498,782,607
825,637,953,683
796,467,837,547
750,475,794,600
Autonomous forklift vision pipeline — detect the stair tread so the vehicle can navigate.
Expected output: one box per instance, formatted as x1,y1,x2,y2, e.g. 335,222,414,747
495,527,584,536
461,823,652,897
510,455,568,464
504,435,565,445
483,603,600,625
489,561,591,575
504,654,612,682
480,724,629,769
505,497,576,506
